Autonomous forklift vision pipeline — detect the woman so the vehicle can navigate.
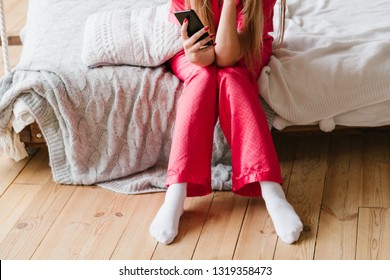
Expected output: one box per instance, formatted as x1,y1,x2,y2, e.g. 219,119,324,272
150,0,303,245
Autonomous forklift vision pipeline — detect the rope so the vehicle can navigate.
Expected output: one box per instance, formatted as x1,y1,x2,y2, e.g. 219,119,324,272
0,0,11,74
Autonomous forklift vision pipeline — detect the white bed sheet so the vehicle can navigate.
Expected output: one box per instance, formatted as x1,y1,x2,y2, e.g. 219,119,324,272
273,101,390,132
266,0,390,131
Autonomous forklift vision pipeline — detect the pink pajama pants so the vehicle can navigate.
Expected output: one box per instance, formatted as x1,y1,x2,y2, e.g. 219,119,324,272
167,50,283,197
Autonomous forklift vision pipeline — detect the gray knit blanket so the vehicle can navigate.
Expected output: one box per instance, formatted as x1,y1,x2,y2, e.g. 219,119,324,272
0,0,274,194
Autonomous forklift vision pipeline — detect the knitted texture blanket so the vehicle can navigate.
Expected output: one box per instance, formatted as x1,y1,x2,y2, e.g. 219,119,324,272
82,3,182,68
0,0,274,194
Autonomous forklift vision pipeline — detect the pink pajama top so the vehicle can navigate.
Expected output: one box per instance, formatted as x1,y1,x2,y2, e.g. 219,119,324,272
168,0,277,64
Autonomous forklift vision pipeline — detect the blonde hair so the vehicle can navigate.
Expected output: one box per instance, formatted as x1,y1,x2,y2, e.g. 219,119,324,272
185,0,286,70
184,0,216,33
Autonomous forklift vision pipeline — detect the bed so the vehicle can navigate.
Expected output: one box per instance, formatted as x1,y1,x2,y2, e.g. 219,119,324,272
1,0,390,194
263,0,390,132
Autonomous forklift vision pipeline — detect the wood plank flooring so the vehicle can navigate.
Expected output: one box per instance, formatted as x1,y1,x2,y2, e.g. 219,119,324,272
0,133,390,260
1,0,390,260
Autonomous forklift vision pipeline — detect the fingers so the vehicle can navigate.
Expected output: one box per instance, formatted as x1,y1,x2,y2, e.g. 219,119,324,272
192,26,211,46
195,33,215,50
180,18,190,41
181,24,214,50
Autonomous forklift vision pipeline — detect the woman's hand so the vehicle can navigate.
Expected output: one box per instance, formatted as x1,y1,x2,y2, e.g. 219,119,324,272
180,18,215,67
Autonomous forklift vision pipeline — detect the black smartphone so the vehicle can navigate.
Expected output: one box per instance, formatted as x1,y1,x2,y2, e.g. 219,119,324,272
174,9,213,46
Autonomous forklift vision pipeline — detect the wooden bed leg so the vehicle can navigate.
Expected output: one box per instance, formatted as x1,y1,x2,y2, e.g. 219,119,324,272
19,122,46,148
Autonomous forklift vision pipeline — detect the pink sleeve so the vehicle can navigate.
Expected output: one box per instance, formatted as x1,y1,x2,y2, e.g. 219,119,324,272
262,0,277,61
263,0,276,35
236,2,245,31
168,0,186,25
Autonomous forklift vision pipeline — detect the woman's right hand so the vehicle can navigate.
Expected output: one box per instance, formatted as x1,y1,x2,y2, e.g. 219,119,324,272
180,18,216,67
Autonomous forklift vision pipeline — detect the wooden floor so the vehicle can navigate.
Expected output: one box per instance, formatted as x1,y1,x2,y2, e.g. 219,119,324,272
1,133,390,260
1,0,390,260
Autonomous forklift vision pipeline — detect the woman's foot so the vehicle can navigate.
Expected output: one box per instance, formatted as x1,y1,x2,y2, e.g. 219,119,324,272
260,181,303,244
149,183,187,245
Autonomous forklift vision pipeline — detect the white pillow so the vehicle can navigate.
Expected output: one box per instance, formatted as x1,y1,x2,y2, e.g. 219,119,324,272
82,3,183,68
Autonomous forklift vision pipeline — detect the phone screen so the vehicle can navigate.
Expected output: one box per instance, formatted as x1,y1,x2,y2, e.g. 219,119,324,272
174,9,213,46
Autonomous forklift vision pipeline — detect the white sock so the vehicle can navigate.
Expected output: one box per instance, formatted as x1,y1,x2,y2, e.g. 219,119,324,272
260,181,303,244
149,183,187,245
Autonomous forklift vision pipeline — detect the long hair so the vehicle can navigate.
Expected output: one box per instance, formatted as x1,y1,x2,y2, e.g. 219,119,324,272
275,0,287,48
240,0,264,71
184,0,216,34
185,0,286,70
